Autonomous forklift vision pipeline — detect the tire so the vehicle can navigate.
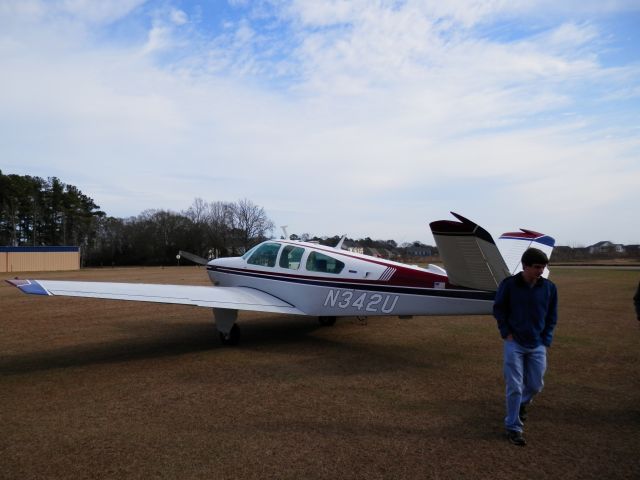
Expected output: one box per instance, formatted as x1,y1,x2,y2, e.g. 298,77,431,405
219,324,240,346
318,316,337,326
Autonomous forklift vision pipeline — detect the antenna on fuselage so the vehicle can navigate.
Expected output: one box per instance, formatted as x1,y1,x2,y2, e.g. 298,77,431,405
281,225,288,240
335,235,347,250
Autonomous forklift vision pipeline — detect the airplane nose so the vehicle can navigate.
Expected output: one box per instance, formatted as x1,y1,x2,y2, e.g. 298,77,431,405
209,256,244,268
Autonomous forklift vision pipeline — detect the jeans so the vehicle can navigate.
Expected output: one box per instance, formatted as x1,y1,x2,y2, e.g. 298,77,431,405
503,340,547,432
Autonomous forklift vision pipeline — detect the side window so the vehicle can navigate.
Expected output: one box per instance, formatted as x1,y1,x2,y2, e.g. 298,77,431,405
247,243,281,267
306,251,345,274
279,245,305,270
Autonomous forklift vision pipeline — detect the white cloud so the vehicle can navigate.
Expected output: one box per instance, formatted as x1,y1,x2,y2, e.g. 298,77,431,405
0,0,147,25
141,24,173,54
170,8,188,25
58,0,146,24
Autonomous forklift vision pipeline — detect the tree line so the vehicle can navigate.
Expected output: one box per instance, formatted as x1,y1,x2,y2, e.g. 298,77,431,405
89,198,275,266
0,171,274,266
0,171,103,248
0,171,432,266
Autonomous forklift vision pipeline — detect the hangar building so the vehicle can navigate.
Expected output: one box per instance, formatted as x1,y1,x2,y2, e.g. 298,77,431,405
0,246,80,273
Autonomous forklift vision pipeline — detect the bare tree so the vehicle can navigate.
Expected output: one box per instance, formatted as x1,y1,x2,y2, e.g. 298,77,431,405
184,197,208,225
205,201,234,258
183,198,275,258
230,198,275,252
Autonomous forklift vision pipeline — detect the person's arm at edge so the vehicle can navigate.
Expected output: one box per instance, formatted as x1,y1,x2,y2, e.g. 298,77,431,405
542,282,558,347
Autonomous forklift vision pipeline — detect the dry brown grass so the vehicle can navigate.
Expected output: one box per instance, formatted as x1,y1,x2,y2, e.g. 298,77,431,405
1,266,639,479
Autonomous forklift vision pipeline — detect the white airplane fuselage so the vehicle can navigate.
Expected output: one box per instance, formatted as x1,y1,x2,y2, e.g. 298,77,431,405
207,239,495,318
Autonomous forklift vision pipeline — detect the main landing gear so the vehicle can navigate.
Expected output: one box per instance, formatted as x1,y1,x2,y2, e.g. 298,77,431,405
214,308,240,346
214,310,338,346
318,316,337,326
219,324,240,346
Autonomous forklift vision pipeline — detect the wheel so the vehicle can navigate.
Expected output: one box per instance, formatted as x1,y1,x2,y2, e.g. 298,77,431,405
219,324,240,346
318,316,337,326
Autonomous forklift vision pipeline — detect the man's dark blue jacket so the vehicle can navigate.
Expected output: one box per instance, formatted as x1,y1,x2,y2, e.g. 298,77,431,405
493,272,558,348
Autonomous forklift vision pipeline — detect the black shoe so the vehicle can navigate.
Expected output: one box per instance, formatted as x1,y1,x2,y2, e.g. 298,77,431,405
506,430,526,446
519,403,528,423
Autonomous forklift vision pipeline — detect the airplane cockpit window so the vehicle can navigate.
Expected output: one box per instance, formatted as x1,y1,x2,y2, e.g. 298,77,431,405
306,251,345,274
246,242,281,267
279,245,305,270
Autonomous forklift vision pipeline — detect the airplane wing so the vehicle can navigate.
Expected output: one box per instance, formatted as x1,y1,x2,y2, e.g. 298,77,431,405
5,279,305,315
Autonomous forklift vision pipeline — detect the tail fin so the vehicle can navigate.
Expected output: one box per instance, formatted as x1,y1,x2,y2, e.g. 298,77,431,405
429,212,510,291
497,230,555,278
430,213,556,291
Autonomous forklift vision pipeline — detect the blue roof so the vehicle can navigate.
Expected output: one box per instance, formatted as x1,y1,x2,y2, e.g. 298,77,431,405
0,246,80,253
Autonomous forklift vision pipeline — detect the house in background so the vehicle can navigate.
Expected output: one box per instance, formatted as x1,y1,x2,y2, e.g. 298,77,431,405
589,241,626,254
405,244,433,258
343,240,364,255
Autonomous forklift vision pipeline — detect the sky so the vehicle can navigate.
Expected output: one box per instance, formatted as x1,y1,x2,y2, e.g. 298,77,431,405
1,0,639,247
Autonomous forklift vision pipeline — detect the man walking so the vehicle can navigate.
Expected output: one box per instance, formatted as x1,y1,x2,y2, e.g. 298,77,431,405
493,247,558,446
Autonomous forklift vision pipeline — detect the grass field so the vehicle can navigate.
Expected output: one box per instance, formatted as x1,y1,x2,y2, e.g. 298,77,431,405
1,267,639,479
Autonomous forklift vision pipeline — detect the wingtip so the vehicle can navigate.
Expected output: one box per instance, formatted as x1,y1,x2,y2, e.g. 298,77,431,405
5,279,51,295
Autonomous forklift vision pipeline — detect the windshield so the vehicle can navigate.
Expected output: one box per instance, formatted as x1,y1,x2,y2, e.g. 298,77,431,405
241,244,260,260
246,242,281,267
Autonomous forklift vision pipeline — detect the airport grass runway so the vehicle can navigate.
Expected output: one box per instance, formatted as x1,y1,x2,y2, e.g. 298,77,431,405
1,266,639,479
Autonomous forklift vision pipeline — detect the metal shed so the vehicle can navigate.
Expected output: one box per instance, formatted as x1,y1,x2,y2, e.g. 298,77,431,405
0,246,80,273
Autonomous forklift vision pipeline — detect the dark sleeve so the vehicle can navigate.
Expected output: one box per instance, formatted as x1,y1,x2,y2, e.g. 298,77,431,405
542,283,558,347
634,282,640,318
493,279,511,339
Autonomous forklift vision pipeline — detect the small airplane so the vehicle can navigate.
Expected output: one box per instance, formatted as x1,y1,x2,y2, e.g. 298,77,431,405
6,213,554,345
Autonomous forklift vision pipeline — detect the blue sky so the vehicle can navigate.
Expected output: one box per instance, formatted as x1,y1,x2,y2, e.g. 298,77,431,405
1,0,639,246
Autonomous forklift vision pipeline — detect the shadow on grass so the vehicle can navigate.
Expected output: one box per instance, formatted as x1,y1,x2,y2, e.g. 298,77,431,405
0,316,332,375
238,316,468,374
0,321,216,375
1,313,472,382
